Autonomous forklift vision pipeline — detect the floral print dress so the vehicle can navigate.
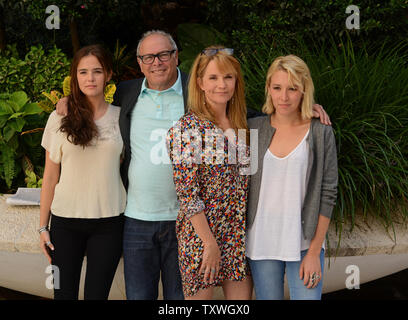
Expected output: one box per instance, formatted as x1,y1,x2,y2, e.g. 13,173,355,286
167,112,250,297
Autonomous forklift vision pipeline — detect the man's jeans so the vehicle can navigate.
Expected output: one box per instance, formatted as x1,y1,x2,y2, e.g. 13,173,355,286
123,216,184,300
248,248,325,300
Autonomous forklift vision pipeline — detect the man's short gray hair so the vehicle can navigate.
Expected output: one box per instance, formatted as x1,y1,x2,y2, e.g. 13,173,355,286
136,30,178,56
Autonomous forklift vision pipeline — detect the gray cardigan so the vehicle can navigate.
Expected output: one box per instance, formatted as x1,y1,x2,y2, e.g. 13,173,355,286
247,116,338,240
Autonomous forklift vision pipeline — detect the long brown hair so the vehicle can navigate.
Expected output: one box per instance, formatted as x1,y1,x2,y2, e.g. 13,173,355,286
188,46,248,133
59,44,113,147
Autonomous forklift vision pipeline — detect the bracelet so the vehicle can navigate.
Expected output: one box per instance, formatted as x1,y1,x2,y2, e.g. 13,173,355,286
38,226,49,234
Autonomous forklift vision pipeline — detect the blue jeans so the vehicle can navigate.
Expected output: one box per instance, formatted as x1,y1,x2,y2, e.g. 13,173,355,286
248,248,325,300
123,217,184,300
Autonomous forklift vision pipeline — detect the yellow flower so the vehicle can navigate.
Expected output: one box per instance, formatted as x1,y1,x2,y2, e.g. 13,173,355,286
63,76,71,96
62,76,117,103
104,83,116,103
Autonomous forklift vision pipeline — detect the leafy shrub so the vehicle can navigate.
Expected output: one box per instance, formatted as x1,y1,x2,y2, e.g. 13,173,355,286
0,45,70,102
0,91,46,192
205,0,408,54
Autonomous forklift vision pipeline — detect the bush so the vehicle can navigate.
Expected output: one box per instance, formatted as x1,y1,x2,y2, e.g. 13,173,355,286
0,45,70,102
205,0,408,54
239,36,408,231
0,91,46,193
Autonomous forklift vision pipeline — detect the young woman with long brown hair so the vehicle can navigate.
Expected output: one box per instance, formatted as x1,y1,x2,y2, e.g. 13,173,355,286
39,44,126,300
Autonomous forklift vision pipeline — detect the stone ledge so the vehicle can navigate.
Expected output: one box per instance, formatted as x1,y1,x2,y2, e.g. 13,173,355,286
0,195,40,254
1,195,408,257
326,214,408,256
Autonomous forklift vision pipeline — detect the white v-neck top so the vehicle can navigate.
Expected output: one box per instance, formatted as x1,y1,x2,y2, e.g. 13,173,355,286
246,130,312,261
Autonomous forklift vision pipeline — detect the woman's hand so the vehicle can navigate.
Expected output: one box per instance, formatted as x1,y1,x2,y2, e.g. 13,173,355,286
200,239,221,284
39,231,54,264
300,215,330,289
188,211,221,284
299,250,322,289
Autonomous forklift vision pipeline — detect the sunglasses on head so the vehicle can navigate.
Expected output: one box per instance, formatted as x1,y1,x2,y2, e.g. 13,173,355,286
201,48,234,56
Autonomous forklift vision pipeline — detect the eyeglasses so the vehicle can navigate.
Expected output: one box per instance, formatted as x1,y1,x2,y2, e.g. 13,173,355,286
138,50,176,64
201,48,234,56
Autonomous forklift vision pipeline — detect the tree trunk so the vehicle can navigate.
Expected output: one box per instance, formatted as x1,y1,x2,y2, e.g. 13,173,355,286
69,18,80,54
0,8,6,51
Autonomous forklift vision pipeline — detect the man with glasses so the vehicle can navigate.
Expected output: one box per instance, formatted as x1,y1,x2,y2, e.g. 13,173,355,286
114,30,187,300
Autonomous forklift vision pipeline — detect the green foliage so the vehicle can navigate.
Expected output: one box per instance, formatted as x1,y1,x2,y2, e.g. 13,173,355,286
0,91,45,192
27,0,97,20
177,23,229,74
23,154,43,188
39,90,64,113
111,40,139,82
25,170,43,188
0,45,70,102
239,36,408,229
205,0,408,53
0,44,19,58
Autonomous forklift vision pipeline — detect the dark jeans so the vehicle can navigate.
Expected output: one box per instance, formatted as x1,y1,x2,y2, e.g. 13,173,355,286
50,214,123,300
123,216,184,300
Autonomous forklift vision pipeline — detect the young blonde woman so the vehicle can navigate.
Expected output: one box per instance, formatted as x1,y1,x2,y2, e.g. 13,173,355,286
246,55,338,300
167,46,252,300
39,45,126,300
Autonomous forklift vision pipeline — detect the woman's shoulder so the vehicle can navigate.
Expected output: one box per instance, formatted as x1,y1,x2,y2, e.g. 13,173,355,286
174,112,214,130
109,104,121,118
110,103,121,111
310,118,336,143
310,118,333,133
46,110,63,127
247,115,268,129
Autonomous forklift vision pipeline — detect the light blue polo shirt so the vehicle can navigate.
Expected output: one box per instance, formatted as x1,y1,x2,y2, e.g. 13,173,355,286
124,69,184,221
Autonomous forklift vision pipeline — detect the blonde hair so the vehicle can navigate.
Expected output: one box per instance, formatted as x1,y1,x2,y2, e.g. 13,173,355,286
188,46,248,132
262,54,314,119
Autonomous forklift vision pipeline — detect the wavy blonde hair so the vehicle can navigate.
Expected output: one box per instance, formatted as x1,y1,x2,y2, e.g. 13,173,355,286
188,46,248,132
262,54,314,119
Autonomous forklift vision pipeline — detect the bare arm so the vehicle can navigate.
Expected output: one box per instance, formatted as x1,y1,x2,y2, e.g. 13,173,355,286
308,215,330,256
299,214,330,288
39,151,60,263
189,212,221,284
